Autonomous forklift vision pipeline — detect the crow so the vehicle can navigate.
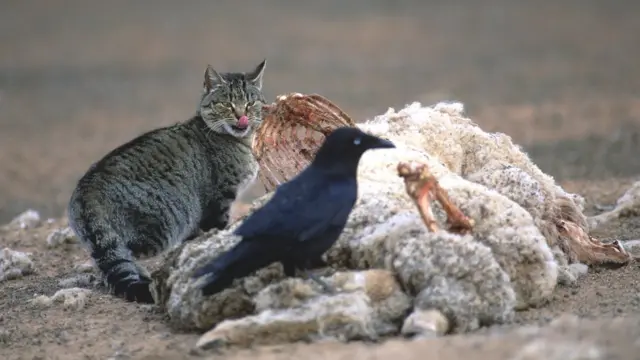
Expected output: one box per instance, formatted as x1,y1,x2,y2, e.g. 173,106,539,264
192,126,396,296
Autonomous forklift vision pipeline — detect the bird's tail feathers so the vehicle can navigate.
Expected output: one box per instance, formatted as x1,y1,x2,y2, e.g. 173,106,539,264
193,238,277,296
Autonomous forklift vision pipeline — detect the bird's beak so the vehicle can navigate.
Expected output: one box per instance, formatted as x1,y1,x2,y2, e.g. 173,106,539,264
372,137,396,149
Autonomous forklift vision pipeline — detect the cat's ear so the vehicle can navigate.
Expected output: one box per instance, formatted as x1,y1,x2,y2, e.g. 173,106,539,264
204,65,226,93
246,59,266,89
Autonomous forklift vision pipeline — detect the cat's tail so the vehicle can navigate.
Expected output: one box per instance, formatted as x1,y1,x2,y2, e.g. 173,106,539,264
192,237,278,296
67,198,155,304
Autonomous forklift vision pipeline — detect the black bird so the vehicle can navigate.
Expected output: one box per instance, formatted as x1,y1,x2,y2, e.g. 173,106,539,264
192,126,396,296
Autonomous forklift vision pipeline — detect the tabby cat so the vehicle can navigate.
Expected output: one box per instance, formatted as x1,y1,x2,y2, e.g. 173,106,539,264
68,59,267,303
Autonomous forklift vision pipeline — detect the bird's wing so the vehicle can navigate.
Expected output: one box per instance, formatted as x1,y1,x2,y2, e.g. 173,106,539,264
295,182,357,243
233,169,357,242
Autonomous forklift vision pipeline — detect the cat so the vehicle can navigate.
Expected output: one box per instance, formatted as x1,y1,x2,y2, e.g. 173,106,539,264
67,59,267,303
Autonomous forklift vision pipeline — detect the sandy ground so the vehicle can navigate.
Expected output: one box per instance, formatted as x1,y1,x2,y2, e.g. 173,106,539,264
2,1,640,359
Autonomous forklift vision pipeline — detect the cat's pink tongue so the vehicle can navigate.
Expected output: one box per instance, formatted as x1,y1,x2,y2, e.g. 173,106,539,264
236,116,249,129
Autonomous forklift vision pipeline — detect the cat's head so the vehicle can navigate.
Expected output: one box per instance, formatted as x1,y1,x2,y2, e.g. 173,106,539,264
198,59,267,138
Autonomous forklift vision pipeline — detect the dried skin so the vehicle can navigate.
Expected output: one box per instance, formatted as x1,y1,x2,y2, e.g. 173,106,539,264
397,161,475,234
555,220,632,266
396,161,631,267
253,93,357,192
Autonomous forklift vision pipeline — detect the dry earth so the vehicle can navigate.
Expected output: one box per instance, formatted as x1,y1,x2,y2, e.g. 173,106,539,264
1,1,640,359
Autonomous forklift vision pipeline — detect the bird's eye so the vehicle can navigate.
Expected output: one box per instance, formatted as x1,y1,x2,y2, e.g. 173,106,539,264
353,137,362,145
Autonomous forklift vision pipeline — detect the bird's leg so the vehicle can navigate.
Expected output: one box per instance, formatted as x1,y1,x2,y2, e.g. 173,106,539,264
281,260,297,278
304,256,331,271
301,268,336,294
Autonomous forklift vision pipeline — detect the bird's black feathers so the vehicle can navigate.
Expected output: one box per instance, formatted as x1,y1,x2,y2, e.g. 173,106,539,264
234,172,356,242
192,127,395,296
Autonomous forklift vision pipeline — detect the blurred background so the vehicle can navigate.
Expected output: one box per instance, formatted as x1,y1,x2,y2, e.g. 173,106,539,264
1,0,639,222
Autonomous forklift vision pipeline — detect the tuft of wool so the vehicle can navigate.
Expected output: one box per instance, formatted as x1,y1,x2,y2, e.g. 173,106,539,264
588,180,640,230
358,102,588,266
330,145,558,311
195,269,411,349
0,247,35,282
152,100,593,344
150,229,285,331
31,287,93,310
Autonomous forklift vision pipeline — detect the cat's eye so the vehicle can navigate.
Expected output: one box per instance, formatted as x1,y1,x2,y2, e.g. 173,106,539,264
245,101,255,110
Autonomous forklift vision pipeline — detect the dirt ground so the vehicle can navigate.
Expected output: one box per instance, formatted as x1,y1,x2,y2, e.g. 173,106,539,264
2,1,640,359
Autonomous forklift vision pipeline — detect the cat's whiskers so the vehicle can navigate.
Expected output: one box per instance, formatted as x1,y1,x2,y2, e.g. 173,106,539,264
206,117,254,138
204,117,235,135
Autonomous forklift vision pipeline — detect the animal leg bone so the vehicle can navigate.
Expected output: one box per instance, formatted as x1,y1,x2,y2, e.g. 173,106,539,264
397,161,474,234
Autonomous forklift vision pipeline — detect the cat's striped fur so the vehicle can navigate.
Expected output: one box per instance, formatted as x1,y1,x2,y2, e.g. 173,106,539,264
68,60,267,303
